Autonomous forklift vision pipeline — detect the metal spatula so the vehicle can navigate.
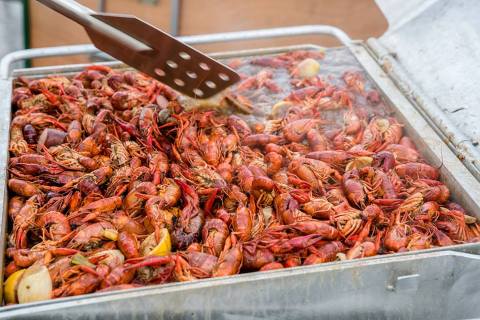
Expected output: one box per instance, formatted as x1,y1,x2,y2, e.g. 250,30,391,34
37,0,240,98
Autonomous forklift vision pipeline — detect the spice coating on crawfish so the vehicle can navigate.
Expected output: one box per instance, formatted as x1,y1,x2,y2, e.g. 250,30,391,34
4,50,467,303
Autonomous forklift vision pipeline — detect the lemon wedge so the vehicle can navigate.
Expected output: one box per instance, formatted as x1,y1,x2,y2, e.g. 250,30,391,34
141,228,171,257
345,156,373,171
4,269,25,304
102,229,119,241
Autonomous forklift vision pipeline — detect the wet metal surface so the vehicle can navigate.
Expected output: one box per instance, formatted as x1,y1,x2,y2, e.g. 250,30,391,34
375,0,480,179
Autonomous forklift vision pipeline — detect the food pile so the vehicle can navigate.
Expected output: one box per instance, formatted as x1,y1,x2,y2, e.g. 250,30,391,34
4,50,479,304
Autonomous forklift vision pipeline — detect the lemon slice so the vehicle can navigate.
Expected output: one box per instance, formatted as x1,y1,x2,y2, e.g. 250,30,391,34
140,228,171,256
297,58,321,78
17,265,52,304
4,269,25,304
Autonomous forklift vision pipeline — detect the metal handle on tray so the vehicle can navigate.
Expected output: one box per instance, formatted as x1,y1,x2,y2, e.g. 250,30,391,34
0,24,352,79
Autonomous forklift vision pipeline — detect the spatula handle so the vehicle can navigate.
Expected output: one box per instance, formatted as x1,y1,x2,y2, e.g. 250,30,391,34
37,0,95,25
36,0,150,52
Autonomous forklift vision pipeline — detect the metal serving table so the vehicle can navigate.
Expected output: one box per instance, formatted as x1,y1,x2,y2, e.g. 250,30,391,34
1,24,480,319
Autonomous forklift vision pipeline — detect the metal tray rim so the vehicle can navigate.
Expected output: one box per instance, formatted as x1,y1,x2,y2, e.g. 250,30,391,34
1,248,479,316
1,43,480,312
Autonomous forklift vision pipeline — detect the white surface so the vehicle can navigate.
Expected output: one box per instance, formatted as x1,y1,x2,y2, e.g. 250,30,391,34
376,0,480,144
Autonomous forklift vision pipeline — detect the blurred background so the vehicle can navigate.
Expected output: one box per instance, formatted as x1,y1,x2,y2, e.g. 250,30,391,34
1,0,387,67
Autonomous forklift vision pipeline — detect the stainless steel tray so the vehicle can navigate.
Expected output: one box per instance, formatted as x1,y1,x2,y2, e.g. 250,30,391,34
1,25,480,319
6,250,480,319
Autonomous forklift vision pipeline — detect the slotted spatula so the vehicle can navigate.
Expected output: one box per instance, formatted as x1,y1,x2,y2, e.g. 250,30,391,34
37,0,240,98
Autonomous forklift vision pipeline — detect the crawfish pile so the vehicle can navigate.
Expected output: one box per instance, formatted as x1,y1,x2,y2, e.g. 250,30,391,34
5,50,480,303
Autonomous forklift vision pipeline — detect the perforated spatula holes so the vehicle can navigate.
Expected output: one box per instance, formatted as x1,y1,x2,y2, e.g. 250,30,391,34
205,81,217,89
174,79,185,87
219,73,230,81
193,88,204,97
154,68,166,77
166,60,178,69
186,71,197,79
179,52,191,60
199,62,210,71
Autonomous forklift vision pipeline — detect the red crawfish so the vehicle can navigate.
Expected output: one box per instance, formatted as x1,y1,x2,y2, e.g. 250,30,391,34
149,151,169,185
301,198,335,220
37,211,71,241
52,267,102,298
8,196,25,220
7,247,78,268
242,243,275,271
395,163,439,180
269,234,324,254
283,119,321,143
233,205,253,242
385,144,419,163
227,115,251,138
260,262,284,271
265,152,283,176
306,150,352,169
243,134,282,147
384,224,410,252
202,219,229,257
67,120,82,144
288,157,341,194
288,220,339,240
212,235,243,277
112,210,147,235
304,241,345,265
117,231,140,259
12,195,41,249
306,129,329,151
102,255,177,289
342,169,367,208
8,179,42,198
68,196,123,222
171,180,205,250
236,165,254,192
175,252,218,281
346,231,383,260
67,221,116,249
